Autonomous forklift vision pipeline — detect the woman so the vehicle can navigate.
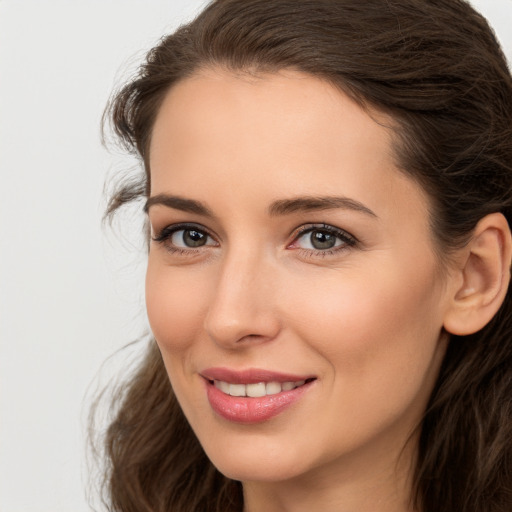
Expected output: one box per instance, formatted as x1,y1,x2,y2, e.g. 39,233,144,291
98,0,512,510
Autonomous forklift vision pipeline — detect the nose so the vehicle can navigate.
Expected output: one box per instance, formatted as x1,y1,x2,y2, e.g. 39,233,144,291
203,249,282,349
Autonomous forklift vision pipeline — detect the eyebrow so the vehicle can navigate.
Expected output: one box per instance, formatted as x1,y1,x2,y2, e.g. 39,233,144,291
144,193,377,218
144,194,214,216
268,196,377,218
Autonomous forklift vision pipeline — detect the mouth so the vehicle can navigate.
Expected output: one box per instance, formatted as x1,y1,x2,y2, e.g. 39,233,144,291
209,378,314,397
200,368,317,423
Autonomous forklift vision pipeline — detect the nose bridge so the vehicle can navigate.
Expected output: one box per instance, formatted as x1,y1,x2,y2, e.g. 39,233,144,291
204,244,280,347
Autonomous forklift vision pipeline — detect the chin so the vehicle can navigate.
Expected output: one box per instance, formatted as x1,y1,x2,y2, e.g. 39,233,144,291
199,433,317,483
213,457,307,483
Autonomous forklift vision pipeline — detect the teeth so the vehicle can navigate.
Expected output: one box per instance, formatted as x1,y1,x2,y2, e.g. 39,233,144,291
214,380,230,394
229,383,246,397
265,381,282,395
214,379,307,397
246,382,266,397
281,381,295,391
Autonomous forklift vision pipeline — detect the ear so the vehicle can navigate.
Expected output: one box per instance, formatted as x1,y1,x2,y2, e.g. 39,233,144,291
443,213,512,336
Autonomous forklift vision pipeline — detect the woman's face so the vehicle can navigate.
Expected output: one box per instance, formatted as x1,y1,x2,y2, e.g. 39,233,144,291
146,69,453,484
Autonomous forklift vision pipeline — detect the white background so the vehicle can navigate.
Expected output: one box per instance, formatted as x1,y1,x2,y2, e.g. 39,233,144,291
0,1,511,511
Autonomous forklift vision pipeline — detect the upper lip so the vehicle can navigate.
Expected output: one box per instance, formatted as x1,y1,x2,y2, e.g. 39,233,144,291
200,367,316,384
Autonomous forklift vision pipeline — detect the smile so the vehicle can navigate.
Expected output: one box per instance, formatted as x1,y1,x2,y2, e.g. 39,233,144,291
213,379,307,397
201,368,316,423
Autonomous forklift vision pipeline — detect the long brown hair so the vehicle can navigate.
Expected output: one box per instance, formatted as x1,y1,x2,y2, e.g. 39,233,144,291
96,1,512,511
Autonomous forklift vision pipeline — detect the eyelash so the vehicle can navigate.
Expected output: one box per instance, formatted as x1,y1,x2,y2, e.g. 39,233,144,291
152,223,218,256
290,224,358,258
151,222,358,258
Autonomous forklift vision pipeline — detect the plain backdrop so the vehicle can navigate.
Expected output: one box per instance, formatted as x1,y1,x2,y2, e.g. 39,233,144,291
0,1,511,511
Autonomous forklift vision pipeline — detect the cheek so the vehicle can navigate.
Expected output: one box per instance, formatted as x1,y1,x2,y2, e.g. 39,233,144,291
145,260,207,353
280,263,447,452
286,257,445,388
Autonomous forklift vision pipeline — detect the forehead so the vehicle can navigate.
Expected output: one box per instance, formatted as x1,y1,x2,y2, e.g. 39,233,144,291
151,70,390,172
150,68,393,155
149,68,429,227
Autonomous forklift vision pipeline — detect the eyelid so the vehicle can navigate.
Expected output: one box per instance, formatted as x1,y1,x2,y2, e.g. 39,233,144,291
151,221,357,258
152,222,219,254
288,223,358,252
152,222,213,239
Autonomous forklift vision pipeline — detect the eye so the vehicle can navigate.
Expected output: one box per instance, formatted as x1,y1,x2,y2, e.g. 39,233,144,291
299,229,342,250
152,223,218,252
171,228,211,248
289,224,357,254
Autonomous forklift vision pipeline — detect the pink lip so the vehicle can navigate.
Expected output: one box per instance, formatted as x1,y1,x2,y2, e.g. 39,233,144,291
201,367,315,384
201,367,316,424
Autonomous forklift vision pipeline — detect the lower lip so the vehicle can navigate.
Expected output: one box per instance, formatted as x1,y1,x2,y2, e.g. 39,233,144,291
205,380,314,424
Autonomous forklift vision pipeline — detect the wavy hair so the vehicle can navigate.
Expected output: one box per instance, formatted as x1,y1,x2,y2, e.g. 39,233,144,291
97,1,512,511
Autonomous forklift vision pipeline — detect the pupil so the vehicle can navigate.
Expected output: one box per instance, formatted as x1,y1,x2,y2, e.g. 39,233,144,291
183,229,206,247
311,230,335,250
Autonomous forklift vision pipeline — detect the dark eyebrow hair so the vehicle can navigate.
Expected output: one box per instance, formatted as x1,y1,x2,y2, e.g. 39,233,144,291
144,194,213,217
144,193,377,218
268,196,377,217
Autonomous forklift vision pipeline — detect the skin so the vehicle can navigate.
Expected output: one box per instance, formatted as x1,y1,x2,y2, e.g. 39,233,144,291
145,69,458,512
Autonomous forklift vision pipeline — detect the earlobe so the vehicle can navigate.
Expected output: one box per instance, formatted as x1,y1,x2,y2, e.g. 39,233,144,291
443,213,512,336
